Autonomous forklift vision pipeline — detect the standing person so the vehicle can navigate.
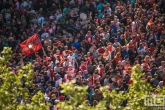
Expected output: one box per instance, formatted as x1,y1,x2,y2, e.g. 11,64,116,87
89,3,96,20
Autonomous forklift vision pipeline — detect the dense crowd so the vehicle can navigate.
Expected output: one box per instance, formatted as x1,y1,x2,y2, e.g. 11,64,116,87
0,0,165,109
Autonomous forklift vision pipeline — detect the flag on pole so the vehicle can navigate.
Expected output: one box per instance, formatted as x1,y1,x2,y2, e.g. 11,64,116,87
20,34,42,56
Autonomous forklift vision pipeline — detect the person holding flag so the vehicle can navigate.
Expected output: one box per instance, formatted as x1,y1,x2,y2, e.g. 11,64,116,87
103,43,115,60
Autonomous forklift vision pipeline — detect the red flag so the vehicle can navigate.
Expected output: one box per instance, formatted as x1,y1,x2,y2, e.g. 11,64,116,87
146,16,153,29
20,34,42,55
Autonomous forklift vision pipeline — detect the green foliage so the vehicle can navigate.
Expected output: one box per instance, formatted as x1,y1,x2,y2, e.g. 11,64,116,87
0,47,47,110
125,65,153,110
58,65,165,110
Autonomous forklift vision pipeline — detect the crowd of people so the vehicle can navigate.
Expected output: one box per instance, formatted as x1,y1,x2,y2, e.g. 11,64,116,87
0,0,165,109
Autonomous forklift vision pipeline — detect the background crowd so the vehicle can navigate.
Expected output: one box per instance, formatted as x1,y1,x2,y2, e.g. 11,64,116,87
0,0,165,109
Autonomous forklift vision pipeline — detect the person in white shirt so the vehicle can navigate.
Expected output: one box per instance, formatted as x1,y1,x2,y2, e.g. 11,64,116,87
55,75,62,88
121,56,129,66
67,51,74,63
14,0,20,10
37,14,45,24
54,63,61,73
44,35,52,46
55,10,62,21
41,31,49,39
105,3,111,16
21,0,28,8
137,43,146,55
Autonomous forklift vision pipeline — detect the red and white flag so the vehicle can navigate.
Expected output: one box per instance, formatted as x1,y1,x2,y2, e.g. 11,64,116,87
20,34,42,55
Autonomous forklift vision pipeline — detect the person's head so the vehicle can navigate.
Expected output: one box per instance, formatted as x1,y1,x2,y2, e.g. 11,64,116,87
84,55,88,60
157,54,162,58
90,87,94,92
93,100,98,106
111,21,114,25
150,43,154,48
154,74,158,78
126,60,131,65
52,87,57,92
161,61,165,66
78,54,82,59
87,52,90,56
125,56,129,61
56,50,60,54
39,8,43,13
144,55,150,62
51,94,56,99
48,84,52,89
87,31,91,35
68,64,73,69
128,67,132,72
156,40,160,45
95,89,99,94
70,51,73,55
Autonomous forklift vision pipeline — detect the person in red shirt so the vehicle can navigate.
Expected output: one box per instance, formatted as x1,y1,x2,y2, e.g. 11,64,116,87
48,65,54,81
87,52,93,61
98,64,104,77
87,74,93,85
94,15,101,24
148,43,155,53
93,71,101,85
35,52,41,64
79,61,87,72
113,53,122,67
85,31,92,44
97,44,105,54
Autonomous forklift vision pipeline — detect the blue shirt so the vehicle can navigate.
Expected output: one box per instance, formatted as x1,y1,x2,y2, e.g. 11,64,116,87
73,42,81,49
130,0,135,5
121,49,129,59
89,92,94,105
98,13,103,19
82,73,88,79
117,36,121,42
112,25,117,34
97,4,103,11
74,54,78,59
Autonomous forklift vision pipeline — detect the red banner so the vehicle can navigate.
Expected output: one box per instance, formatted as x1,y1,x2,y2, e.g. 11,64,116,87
20,34,42,55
